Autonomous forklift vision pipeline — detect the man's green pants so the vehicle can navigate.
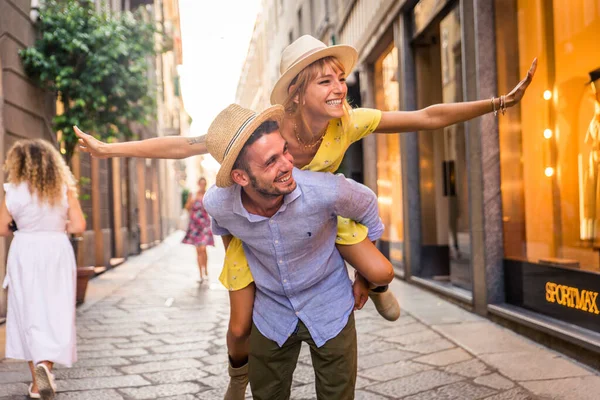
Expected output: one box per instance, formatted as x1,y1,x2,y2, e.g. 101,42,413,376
248,313,357,400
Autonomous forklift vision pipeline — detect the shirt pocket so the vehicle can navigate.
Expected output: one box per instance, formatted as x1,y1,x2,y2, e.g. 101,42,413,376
301,216,335,255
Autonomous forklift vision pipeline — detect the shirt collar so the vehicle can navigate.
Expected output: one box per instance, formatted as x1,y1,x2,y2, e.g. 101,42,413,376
232,168,303,222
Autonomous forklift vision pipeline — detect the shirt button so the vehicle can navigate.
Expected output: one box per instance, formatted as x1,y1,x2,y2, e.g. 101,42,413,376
295,312,299,316
275,240,279,244
279,260,283,264
283,279,287,283
269,220,274,224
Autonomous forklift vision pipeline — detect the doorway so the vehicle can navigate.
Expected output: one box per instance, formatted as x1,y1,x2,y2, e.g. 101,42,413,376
413,2,472,291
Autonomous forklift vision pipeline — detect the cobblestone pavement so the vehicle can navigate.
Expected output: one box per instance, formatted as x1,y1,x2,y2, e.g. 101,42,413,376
1,232,600,399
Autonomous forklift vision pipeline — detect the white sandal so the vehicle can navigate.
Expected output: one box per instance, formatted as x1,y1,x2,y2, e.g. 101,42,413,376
28,383,41,399
33,364,56,400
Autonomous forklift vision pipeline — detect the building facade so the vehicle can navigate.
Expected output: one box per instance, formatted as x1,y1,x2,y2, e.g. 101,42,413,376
238,0,600,364
0,0,187,318
0,0,59,319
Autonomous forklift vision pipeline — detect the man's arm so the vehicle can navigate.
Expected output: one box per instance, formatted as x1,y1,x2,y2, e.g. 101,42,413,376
332,176,384,241
203,186,233,240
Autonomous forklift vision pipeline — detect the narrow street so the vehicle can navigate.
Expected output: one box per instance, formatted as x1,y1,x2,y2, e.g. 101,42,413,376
1,232,599,399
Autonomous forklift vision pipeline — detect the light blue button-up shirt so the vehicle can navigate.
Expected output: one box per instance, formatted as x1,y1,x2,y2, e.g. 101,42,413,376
204,168,384,347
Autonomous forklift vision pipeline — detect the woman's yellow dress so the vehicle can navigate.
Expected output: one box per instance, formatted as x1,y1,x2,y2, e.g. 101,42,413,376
219,108,382,290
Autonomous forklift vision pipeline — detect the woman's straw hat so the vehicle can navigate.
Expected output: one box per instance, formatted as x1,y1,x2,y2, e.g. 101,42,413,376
206,104,285,187
270,35,358,105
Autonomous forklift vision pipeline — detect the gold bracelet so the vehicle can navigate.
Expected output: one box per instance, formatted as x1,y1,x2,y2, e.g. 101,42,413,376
491,97,497,116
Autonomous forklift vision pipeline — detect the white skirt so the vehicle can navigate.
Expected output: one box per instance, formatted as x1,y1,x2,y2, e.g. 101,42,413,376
4,232,77,367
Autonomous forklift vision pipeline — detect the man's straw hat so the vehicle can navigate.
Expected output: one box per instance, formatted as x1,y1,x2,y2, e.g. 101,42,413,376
270,35,358,105
206,104,285,187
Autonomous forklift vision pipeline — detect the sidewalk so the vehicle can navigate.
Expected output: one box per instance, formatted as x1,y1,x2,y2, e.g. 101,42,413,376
0,231,599,399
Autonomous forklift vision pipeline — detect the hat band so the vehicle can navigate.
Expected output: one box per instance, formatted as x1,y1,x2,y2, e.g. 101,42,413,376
223,114,258,158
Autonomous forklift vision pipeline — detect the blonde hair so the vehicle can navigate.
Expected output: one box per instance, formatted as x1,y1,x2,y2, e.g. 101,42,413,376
283,56,352,136
4,139,77,206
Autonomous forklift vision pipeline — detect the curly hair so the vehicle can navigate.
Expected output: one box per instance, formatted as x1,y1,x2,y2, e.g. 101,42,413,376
4,139,77,206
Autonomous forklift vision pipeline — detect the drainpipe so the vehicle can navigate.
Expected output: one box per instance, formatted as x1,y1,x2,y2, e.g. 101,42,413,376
325,0,337,44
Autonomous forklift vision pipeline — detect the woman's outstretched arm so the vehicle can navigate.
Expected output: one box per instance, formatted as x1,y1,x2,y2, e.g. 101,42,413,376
375,58,537,134
75,126,208,159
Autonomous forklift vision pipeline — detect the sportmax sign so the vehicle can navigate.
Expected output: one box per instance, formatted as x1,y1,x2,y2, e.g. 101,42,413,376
545,282,599,315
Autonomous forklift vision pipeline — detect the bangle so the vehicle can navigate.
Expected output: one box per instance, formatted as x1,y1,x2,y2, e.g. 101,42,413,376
501,95,507,115
491,97,497,116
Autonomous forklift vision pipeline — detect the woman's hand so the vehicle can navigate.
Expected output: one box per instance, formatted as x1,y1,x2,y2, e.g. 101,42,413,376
353,272,370,311
506,58,538,107
74,126,109,158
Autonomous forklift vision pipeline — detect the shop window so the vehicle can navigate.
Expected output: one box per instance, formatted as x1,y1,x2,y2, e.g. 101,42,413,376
374,44,404,269
496,0,600,272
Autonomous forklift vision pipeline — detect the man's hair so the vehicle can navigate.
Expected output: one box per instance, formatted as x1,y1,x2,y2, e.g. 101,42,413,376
232,120,280,172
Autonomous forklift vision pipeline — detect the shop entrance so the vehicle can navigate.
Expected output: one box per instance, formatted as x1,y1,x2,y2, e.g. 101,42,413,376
374,43,405,275
413,2,472,291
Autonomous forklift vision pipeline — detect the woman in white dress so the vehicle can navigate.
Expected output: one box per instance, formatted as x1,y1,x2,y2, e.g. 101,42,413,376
0,139,86,400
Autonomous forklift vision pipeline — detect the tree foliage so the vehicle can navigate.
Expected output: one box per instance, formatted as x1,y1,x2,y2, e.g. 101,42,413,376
19,0,159,163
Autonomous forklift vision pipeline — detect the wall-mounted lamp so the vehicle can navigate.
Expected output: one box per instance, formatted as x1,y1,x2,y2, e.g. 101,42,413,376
543,90,552,100
545,167,554,177
543,129,553,139
30,0,40,23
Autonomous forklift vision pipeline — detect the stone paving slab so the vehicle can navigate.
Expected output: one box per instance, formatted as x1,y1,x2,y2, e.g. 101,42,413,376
0,232,598,399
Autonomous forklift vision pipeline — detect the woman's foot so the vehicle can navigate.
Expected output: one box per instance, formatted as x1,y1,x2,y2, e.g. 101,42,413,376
369,286,401,321
33,364,56,400
28,383,41,399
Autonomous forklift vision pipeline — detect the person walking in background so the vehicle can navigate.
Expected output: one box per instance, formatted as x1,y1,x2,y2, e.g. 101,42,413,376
183,177,214,283
0,139,86,400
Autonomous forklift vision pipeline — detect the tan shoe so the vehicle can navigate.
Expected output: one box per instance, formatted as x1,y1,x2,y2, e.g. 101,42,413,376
224,361,249,400
369,288,401,321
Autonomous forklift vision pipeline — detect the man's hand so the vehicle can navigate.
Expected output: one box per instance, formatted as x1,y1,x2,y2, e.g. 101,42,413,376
353,272,370,310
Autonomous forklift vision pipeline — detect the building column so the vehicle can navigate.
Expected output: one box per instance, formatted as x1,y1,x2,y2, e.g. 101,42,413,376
71,150,84,267
396,13,421,280
91,157,104,267
137,159,148,246
112,157,124,258
461,0,504,314
358,63,378,193
0,57,6,318
152,162,161,242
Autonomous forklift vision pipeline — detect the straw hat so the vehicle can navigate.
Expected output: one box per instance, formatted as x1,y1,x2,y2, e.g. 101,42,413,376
270,35,358,105
206,104,285,187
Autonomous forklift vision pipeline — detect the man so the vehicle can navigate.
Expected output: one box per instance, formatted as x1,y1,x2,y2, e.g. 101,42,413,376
203,104,388,399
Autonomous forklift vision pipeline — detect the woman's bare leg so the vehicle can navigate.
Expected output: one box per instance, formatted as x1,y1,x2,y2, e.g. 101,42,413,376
336,238,394,286
196,246,206,281
225,283,255,400
200,246,208,279
337,238,400,321
227,283,254,365
28,361,38,393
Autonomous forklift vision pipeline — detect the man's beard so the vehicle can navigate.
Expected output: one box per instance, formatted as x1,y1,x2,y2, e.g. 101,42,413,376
248,170,295,198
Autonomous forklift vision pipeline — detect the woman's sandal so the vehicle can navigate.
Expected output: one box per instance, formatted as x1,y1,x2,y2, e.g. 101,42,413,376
28,383,41,399
33,364,56,400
